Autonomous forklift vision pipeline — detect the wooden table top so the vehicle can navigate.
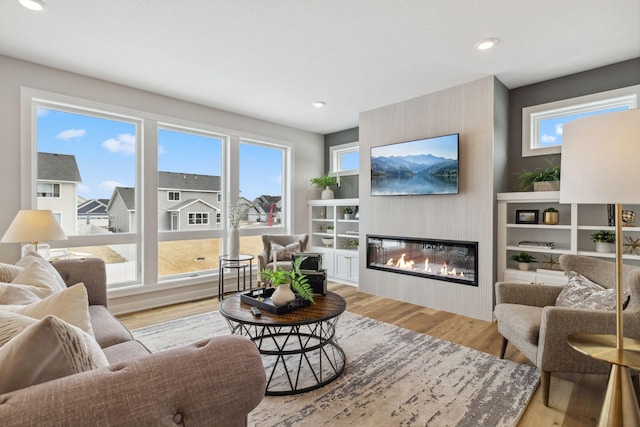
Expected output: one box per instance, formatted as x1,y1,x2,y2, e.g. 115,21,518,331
220,291,346,326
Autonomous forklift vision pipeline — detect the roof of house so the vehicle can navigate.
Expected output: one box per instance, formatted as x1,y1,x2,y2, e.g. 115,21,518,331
77,198,109,215
110,187,136,211
167,198,218,212
38,152,82,182
159,172,220,192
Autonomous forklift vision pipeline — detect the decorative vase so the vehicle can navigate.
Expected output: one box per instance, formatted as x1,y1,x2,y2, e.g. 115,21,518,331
517,262,531,271
228,225,240,258
271,283,296,306
595,242,614,253
321,186,335,200
344,213,354,220
543,212,559,225
533,181,560,191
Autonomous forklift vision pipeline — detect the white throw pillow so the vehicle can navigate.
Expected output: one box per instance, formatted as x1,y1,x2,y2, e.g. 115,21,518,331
0,263,24,283
10,260,67,299
0,283,94,336
0,315,108,395
0,282,41,305
269,240,301,262
15,251,66,291
0,311,39,347
555,271,630,311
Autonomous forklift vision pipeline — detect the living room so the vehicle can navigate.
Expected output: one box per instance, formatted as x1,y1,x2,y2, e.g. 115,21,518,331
1,1,640,425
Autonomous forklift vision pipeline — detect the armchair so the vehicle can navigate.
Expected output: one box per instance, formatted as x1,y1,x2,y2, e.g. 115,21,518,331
257,234,309,272
494,254,640,406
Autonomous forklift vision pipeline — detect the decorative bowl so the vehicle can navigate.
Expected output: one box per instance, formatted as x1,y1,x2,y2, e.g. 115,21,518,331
321,238,334,247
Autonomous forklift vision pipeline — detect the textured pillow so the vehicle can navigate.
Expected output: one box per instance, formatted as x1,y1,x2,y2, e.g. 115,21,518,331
10,260,67,299
15,251,67,291
0,315,108,394
555,271,630,311
0,311,38,347
0,282,41,305
0,263,24,283
0,283,94,336
269,240,301,262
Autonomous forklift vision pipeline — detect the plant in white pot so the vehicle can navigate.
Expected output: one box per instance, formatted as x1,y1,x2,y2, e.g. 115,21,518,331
310,173,337,200
259,256,315,306
591,230,616,253
511,252,537,271
342,206,354,219
516,159,561,192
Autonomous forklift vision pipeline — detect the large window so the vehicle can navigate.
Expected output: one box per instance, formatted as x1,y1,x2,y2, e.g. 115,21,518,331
522,85,639,157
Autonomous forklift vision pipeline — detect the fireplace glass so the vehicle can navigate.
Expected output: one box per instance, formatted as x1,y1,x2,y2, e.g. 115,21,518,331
366,235,478,286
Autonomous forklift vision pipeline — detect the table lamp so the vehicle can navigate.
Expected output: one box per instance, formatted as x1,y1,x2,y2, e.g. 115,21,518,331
1,210,68,260
560,108,640,426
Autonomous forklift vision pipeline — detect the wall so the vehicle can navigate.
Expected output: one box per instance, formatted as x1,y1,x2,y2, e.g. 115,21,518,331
324,127,359,199
506,58,640,191
358,76,507,321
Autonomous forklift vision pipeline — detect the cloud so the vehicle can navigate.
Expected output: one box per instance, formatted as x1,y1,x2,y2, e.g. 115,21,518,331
100,180,125,192
56,128,87,140
36,108,50,118
541,134,557,143
158,145,168,155
77,183,91,194
102,133,136,155
555,123,564,135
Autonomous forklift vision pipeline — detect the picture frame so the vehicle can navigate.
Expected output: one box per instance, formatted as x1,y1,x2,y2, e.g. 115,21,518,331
516,210,539,224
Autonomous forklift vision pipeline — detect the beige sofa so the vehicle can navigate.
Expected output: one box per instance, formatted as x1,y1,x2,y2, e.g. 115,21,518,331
0,257,266,426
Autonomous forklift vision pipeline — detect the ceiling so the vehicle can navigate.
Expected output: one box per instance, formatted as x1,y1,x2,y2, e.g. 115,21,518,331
1,1,638,135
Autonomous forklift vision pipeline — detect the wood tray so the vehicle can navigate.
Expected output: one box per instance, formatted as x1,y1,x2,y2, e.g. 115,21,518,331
240,287,310,314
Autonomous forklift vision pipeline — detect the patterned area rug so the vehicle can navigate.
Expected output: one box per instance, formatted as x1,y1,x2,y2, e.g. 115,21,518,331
133,311,539,426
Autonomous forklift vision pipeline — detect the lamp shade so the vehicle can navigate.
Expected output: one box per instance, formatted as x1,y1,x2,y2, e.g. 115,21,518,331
1,210,68,244
559,108,640,204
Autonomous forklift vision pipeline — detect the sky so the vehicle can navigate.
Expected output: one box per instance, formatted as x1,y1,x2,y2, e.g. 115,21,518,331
37,107,283,201
371,133,458,160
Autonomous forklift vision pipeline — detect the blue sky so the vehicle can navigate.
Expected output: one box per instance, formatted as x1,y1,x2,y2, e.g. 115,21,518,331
371,134,458,160
37,108,282,201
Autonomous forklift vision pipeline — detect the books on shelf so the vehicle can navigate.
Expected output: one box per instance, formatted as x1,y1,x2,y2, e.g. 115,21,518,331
518,240,555,249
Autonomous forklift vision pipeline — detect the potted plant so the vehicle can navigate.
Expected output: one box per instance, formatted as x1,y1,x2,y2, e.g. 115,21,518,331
342,206,354,219
310,173,338,200
542,207,559,225
591,230,616,253
511,252,537,271
517,159,561,191
259,256,315,305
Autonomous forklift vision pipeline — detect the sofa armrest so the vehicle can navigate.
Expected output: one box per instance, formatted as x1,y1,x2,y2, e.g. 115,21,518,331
495,282,562,307
52,258,108,307
257,251,269,272
0,335,266,427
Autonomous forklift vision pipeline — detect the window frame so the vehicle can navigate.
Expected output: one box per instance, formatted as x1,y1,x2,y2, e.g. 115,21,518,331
188,212,209,225
522,85,640,157
168,191,180,201
330,141,359,177
37,182,60,198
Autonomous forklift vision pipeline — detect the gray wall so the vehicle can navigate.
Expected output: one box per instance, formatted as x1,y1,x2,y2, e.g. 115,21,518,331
506,58,640,191
324,127,359,199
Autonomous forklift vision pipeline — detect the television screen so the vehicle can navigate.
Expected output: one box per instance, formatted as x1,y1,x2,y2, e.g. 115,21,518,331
370,133,459,196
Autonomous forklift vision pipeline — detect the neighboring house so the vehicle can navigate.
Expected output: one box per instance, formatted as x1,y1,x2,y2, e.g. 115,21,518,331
107,187,136,233
249,195,281,224
77,198,109,227
37,152,81,236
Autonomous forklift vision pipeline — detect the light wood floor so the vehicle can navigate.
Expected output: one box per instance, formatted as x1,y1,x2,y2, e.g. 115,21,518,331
118,283,607,426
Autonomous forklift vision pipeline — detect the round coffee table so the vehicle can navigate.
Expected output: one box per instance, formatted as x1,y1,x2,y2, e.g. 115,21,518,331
220,291,346,395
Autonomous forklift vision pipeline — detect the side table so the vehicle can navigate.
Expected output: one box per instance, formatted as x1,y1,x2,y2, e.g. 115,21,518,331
218,254,254,300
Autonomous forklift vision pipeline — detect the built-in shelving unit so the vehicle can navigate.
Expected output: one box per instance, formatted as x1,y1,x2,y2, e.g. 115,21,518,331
498,191,640,286
308,198,359,285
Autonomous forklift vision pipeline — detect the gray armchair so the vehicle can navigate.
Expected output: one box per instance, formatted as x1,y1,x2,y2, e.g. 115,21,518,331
494,254,640,406
257,234,309,272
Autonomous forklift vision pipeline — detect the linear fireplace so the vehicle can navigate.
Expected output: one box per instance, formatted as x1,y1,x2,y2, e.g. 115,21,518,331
366,235,478,287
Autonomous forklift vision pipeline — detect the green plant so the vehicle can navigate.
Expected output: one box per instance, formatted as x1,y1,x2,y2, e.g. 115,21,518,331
310,173,337,188
342,206,353,214
590,230,616,244
511,252,537,263
544,207,558,213
516,159,561,191
259,256,314,302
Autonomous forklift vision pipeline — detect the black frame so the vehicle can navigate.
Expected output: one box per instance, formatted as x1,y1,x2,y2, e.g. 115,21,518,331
516,209,539,224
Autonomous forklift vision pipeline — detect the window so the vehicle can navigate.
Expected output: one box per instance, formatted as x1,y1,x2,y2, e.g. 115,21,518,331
168,191,180,201
188,212,209,225
37,183,60,197
522,85,639,157
330,142,359,174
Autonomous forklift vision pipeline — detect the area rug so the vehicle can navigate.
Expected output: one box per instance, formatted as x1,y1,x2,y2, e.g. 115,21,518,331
133,311,539,426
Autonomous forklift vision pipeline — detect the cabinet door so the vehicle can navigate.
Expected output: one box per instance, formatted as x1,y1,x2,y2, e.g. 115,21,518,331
335,253,358,282
322,251,335,277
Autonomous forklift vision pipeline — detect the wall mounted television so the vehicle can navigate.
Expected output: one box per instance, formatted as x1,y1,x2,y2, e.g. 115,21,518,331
370,133,459,196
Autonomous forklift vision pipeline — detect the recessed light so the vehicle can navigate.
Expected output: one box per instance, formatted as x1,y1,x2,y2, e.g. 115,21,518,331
312,101,326,108
19,0,46,11
474,38,498,51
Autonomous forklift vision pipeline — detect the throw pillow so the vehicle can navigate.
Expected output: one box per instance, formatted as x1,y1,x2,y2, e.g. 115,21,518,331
0,283,95,336
555,271,630,311
0,263,24,283
0,282,41,305
15,251,67,290
11,260,67,298
0,315,108,395
0,311,38,347
269,240,301,262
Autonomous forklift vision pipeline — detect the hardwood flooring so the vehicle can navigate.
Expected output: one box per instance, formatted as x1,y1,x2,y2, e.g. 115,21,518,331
118,283,607,426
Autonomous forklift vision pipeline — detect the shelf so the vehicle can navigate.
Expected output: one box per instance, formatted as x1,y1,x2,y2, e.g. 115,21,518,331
507,246,569,255
507,224,571,230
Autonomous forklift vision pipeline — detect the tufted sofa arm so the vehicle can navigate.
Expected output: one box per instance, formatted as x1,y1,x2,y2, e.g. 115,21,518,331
0,335,267,427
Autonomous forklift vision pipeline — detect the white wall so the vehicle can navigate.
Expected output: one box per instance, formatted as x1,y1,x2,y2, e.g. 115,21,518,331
358,77,507,321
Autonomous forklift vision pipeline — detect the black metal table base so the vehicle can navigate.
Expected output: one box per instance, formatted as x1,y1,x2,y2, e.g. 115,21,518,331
225,316,345,395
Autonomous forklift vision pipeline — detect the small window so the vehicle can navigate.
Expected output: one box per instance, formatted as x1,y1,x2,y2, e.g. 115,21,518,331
37,183,60,197
330,142,359,174
168,191,180,201
522,85,639,157
188,212,209,225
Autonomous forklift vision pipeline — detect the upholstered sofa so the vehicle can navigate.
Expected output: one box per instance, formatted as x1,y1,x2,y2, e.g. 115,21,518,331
0,257,266,426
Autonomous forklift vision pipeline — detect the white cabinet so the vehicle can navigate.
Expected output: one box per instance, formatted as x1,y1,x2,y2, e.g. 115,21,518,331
308,198,359,286
498,191,640,285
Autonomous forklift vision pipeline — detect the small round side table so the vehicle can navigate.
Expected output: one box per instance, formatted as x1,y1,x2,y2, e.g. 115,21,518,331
218,254,254,300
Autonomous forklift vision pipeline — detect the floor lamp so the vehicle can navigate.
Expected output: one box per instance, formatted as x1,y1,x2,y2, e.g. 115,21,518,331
560,108,640,426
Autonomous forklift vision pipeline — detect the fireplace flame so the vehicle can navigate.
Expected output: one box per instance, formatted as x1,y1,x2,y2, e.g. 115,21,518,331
383,256,465,278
